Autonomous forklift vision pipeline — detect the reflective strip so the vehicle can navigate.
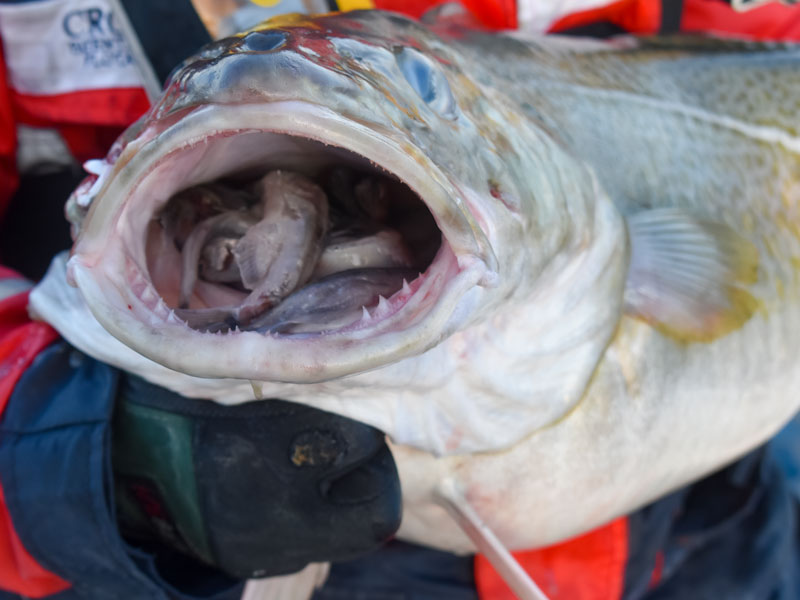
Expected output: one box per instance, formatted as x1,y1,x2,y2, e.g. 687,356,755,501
16,125,76,174
518,0,618,32
337,0,376,10
0,0,150,96
732,0,775,11
0,279,32,303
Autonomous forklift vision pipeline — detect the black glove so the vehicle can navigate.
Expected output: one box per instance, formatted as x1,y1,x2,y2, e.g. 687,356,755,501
113,373,401,580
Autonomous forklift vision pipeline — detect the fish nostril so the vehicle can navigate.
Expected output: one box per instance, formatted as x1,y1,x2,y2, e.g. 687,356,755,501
289,429,344,468
239,30,288,53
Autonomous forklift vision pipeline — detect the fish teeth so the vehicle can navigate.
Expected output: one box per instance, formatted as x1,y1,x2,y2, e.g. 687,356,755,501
140,284,157,305
153,298,170,321
375,295,390,317
402,279,411,295
166,310,183,325
130,271,146,296
361,306,372,322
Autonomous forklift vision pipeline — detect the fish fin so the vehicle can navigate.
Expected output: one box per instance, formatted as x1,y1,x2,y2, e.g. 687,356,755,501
624,208,760,343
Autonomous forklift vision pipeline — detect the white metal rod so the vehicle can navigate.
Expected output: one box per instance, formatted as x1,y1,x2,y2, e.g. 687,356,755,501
435,478,551,600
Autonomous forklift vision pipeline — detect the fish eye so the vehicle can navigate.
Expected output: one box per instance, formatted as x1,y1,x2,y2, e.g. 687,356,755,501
395,47,457,120
239,30,288,53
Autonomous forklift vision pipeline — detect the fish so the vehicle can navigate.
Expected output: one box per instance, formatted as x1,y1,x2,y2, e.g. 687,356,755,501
32,9,800,562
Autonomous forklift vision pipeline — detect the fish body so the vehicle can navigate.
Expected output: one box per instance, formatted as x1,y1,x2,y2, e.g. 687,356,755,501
34,12,800,552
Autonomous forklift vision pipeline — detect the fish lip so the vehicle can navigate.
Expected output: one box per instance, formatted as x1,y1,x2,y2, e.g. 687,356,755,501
70,100,493,383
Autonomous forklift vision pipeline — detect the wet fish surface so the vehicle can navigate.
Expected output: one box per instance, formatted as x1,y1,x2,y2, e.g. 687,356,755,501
31,11,800,554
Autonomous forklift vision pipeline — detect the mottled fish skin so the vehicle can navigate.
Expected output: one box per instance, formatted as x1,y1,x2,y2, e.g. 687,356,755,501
50,11,800,555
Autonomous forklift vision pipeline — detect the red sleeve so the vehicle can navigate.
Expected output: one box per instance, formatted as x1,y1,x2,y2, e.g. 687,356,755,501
682,0,800,41
547,0,800,39
0,36,18,222
0,270,69,597
549,0,661,35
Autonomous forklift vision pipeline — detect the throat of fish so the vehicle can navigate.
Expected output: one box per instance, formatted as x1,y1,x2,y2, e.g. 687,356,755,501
151,161,442,336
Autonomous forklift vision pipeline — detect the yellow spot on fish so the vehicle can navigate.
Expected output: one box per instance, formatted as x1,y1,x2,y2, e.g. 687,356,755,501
764,235,779,260
781,186,796,210
250,0,281,6
730,237,760,286
741,212,755,233
611,320,651,398
653,288,763,344
775,212,800,243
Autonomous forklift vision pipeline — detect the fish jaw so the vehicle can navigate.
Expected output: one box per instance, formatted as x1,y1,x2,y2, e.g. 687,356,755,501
68,101,496,383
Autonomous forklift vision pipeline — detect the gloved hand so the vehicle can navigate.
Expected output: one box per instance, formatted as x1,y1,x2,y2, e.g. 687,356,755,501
113,373,402,580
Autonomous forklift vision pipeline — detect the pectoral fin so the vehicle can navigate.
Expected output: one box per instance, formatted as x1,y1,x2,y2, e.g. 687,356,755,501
624,208,760,342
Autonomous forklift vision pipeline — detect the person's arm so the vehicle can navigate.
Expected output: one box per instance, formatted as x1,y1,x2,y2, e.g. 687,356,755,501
0,270,67,598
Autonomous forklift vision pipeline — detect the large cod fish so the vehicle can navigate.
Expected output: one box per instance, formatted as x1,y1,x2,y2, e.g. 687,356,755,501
31,9,800,558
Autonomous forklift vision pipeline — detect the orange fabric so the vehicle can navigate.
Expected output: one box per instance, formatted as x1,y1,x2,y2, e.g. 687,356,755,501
0,288,67,597
682,0,800,41
475,517,629,600
549,0,661,34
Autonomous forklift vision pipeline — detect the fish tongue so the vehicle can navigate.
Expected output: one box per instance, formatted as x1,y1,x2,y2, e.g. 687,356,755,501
243,267,417,334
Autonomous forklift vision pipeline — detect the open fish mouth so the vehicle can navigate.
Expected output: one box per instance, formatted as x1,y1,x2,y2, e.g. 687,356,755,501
149,138,443,337
69,102,493,383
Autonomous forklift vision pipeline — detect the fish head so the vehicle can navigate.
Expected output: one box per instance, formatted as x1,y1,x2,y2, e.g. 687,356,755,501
65,10,626,395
